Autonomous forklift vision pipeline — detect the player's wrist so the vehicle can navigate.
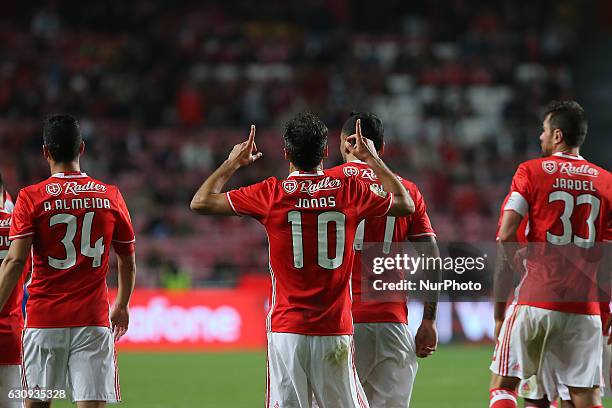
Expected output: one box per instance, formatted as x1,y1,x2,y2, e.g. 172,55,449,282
420,318,436,325
113,300,129,309
223,159,242,172
364,155,383,168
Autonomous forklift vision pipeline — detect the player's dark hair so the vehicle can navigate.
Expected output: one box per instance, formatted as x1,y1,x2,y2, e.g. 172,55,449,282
543,100,587,147
284,112,328,171
341,111,384,151
43,114,82,162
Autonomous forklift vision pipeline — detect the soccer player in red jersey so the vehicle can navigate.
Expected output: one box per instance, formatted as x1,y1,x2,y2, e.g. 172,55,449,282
190,113,415,408
495,196,560,408
0,173,25,408
489,101,612,408
325,112,439,408
0,115,137,408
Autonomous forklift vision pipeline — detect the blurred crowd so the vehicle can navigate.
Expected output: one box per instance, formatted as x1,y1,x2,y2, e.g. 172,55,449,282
0,0,588,286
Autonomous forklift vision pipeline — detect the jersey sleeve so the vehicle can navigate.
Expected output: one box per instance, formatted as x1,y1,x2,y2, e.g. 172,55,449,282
406,184,436,238
112,188,136,255
352,179,393,219
504,163,531,217
8,190,35,240
226,177,275,220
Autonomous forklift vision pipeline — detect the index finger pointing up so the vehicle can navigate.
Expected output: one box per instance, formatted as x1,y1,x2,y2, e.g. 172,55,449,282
355,118,364,145
247,124,256,150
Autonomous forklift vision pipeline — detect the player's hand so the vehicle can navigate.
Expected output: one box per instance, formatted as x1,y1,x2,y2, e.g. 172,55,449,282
415,320,438,358
344,119,380,162
494,319,504,340
227,125,263,168
110,303,129,342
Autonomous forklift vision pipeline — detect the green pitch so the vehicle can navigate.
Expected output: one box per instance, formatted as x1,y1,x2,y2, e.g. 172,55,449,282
52,345,608,408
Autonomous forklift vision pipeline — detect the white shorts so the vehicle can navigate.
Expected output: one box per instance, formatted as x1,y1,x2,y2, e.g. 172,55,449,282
518,335,611,402
266,332,368,408
490,305,602,390
0,365,23,408
353,323,418,408
22,326,120,403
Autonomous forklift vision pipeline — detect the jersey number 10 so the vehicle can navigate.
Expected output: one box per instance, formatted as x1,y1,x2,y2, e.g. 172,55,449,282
288,211,345,269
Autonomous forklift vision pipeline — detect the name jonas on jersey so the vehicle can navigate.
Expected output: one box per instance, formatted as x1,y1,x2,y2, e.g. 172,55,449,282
43,197,112,212
552,178,597,192
295,196,336,209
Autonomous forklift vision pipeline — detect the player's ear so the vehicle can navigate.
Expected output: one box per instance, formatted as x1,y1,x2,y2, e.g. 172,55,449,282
42,145,51,162
379,142,385,156
79,141,85,156
552,128,564,146
284,148,288,161
323,144,329,158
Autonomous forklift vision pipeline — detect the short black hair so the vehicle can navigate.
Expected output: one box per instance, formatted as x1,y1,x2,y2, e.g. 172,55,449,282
341,111,384,151
543,100,587,147
43,114,82,162
284,112,328,171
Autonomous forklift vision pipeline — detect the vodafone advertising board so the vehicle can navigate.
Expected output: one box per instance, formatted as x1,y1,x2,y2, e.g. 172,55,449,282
110,286,498,351
109,289,268,351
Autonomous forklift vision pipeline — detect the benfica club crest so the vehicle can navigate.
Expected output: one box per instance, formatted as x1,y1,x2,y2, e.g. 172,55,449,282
541,161,558,175
46,183,62,196
343,166,359,177
282,179,298,194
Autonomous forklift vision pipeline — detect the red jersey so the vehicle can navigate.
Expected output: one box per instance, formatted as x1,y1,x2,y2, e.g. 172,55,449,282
227,170,393,335
326,161,436,324
503,152,612,315
0,209,24,365
9,172,135,328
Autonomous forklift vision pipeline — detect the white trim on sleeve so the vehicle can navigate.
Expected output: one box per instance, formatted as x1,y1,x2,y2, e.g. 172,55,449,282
504,191,529,217
8,232,34,239
408,232,437,238
226,192,243,217
112,238,136,244
381,192,394,216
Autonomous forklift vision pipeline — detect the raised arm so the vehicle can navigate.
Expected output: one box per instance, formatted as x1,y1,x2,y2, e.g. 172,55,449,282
345,119,415,216
0,237,31,310
190,125,263,215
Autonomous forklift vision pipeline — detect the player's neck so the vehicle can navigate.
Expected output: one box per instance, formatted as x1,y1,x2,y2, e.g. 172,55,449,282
289,163,322,174
552,145,580,157
345,153,360,163
50,161,81,175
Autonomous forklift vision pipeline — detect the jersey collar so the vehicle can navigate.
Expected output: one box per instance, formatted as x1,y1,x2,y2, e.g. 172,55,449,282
51,172,88,179
288,170,324,177
552,152,585,160
347,159,367,165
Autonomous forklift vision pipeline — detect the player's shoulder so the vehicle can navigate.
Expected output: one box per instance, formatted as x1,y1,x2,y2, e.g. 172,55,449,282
516,156,549,172
394,172,420,192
